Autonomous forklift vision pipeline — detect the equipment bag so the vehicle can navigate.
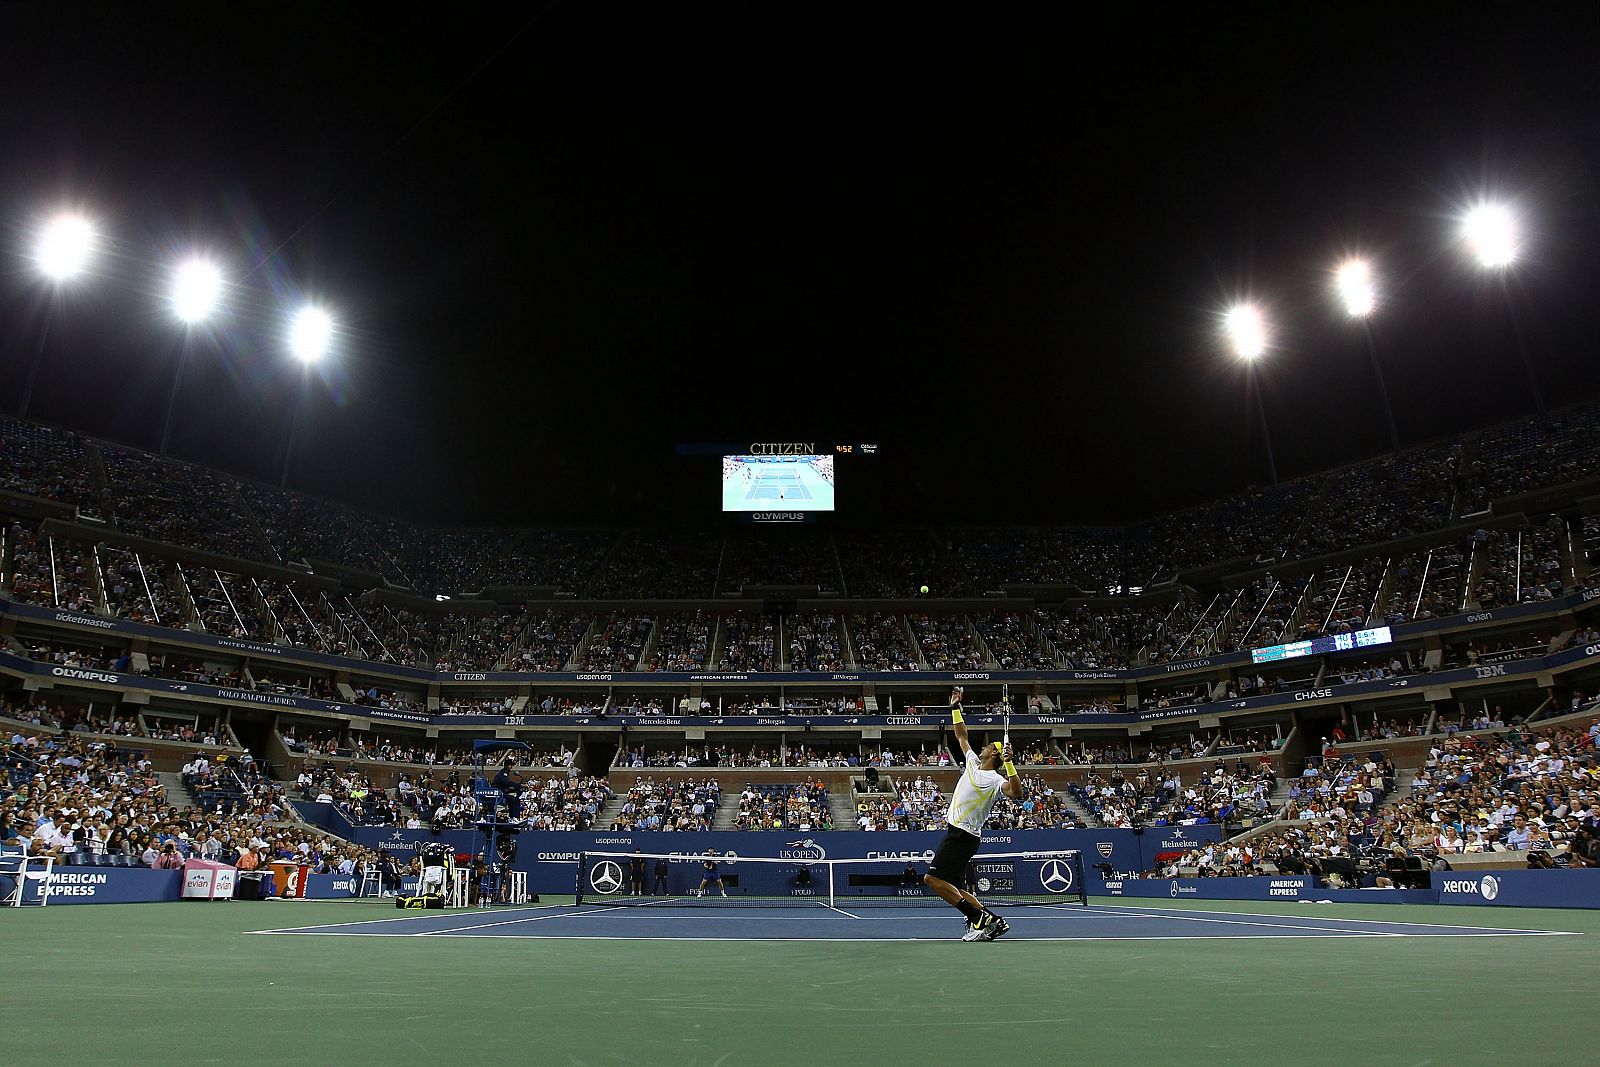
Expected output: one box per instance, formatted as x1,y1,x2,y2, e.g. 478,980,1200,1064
396,893,445,910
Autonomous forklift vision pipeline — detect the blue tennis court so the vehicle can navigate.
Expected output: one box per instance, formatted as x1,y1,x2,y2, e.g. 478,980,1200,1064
252,902,1579,942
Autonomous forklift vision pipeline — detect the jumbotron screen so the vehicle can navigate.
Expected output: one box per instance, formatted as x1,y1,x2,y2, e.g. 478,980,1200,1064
721,454,836,512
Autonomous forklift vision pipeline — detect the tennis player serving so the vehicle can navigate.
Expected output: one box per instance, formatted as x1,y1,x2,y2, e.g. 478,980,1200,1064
923,686,1022,941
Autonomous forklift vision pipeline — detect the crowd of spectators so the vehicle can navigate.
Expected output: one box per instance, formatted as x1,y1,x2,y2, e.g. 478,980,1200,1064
786,612,844,671
734,781,833,830
1461,403,1600,510
908,613,984,670
1032,606,1128,668
848,612,919,670
579,612,652,671
504,611,590,672
2,727,375,879
0,417,104,515
611,776,718,831
717,528,840,594
6,404,1600,621
716,613,775,671
1293,446,1459,559
1074,758,1276,829
647,611,711,672
1386,722,1598,860
589,531,719,598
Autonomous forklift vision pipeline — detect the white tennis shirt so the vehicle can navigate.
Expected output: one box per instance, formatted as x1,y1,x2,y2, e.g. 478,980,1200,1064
945,748,1006,837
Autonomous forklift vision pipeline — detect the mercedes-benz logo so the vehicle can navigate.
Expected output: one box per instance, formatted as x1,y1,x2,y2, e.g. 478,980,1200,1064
1039,858,1073,894
589,860,624,895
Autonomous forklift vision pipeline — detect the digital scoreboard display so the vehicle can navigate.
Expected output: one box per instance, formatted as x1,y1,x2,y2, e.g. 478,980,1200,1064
721,454,836,512
1251,625,1393,665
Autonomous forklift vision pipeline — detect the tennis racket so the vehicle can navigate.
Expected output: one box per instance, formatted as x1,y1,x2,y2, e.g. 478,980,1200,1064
1001,683,1010,752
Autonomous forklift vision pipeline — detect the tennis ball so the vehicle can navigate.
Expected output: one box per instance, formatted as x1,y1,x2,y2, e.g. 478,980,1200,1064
919,585,929,595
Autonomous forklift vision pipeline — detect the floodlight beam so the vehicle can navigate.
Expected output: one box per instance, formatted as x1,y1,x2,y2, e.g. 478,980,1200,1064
35,215,95,280
172,258,224,323
1463,203,1517,268
289,306,334,363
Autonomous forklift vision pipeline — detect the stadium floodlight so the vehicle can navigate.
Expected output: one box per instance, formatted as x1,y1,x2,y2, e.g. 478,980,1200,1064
172,258,224,323
1335,259,1376,317
35,214,96,280
288,306,334,363
1462,202,1518,268
1224,303,1266,360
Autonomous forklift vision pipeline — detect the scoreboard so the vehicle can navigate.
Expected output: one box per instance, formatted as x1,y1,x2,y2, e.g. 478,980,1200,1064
1251,625,1393,665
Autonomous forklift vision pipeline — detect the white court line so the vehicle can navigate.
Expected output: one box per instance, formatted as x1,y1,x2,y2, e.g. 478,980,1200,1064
1089,902,1582,936
246,903,563,935
416,906,631,935
249,931,1579,942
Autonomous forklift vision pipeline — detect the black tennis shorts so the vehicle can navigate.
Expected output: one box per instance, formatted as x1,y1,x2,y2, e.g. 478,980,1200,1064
930,824,981,883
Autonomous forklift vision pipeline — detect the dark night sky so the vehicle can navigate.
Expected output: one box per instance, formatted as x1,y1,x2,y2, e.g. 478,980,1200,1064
2,5,1597,527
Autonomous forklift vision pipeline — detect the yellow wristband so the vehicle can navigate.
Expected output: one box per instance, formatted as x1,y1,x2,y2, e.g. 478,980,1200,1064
951,708,964,725
1003,761,1018,778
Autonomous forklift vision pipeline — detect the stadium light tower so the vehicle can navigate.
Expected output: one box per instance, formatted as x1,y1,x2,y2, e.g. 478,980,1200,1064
171,257,223,323
1460,200,1544,415
289,306,334,363
1333,258,1400,453
1462,202,1518,268
34,214,96,280
19,213,98,419
159,257,227,456
1224,303,1278,486
281,305,335,486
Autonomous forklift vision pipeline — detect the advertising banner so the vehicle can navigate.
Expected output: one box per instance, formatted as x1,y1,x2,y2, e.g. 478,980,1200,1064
1432,869,1600,909
181,859,237,900
18,867,184,905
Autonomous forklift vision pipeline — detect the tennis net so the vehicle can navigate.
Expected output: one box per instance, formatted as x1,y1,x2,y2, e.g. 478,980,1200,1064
573,848,1087,909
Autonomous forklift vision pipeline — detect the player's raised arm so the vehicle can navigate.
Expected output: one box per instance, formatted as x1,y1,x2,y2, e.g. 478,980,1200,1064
1000,742,1023,799
950,687,972,757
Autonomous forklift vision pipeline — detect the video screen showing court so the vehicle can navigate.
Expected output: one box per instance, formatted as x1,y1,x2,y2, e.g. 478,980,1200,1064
720,454,835,512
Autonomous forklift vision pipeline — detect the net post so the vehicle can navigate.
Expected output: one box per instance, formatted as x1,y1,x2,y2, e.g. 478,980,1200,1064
575,851,586,906
827,859,836,911
1073,851,1088,907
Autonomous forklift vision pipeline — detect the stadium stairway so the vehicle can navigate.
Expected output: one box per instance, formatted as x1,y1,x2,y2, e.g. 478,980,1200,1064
713,800,741,831
158,770,198,808
1054,787,1096,828
595,793,629,830
827,790,856,830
